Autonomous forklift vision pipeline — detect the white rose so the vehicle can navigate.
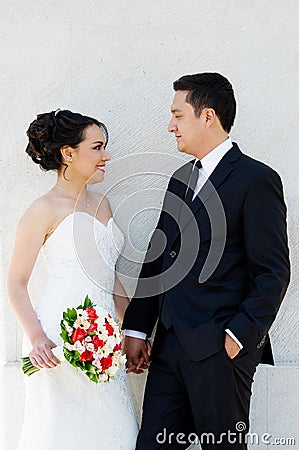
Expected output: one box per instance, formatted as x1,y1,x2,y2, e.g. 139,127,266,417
86,343,95,352
92,359,102,369
73,341,85,354
98,373,108,382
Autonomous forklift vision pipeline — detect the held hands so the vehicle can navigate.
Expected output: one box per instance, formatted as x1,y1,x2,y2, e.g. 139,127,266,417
29,336,61,369
124,336,152,374
225,332,241,359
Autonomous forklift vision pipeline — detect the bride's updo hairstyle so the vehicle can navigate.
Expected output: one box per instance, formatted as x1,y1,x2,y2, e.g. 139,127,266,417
26,109,108,178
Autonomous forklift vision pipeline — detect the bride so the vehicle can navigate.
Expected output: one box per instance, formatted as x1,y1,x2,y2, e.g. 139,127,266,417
7,110,144,449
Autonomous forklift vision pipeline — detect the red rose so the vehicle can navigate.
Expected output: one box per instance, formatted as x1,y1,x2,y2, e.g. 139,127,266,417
86,307,98,321
88,323,98,333
80,350,93,362
72,328,87,342
93,335,105,350
105,322,114,336
113,343,122,352
100,355,113,370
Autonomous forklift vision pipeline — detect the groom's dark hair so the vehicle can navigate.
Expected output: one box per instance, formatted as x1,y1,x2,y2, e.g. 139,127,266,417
173,73,236,133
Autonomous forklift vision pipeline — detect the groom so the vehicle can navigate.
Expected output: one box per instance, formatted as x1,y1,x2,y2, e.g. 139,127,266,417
122,73,290,449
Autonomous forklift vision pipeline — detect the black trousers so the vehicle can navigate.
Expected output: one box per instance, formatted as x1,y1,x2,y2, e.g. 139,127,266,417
136,323,259,450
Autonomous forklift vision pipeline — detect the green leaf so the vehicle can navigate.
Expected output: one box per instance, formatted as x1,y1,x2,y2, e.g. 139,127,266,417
63,347,74,363
60,329,70,342
84,295,91,309
85,362,97,374
88,373,99,383
69,308,77,320
73,351,80,361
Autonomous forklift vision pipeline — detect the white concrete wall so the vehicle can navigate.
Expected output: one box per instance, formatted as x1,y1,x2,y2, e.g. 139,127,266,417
1,1,298,448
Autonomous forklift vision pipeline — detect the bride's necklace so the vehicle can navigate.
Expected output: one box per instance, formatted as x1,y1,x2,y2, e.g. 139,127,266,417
56,185,90,208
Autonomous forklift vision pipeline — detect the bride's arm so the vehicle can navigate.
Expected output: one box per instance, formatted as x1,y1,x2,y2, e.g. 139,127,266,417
7,198,60,369
113,275,130,324
98,195,130,323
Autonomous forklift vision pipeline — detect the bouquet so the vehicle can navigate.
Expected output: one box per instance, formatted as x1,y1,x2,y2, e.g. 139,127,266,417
22,295,126,383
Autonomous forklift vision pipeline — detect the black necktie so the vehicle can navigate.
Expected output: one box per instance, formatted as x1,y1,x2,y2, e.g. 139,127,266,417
185,160,202,203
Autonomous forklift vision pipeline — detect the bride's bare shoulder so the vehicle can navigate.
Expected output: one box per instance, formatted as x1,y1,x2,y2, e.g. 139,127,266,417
18,195,55,234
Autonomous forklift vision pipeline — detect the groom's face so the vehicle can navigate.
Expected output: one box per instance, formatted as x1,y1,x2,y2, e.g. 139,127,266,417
168,90,205,156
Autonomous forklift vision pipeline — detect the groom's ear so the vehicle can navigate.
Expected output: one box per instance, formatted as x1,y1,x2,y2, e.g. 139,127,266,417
202,108,216,128
60,145,73,162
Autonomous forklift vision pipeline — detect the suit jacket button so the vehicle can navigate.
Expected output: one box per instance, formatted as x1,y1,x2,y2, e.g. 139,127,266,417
170,251,177,258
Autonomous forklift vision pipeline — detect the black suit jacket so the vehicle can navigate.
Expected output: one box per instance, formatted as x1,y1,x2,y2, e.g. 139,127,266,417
122,144,290,364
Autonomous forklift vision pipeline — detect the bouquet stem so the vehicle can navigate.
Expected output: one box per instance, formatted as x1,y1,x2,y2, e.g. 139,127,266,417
21,357,40,376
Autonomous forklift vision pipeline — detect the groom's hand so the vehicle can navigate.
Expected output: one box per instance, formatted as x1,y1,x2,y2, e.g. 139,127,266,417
225,332,241,359
124,336,150,374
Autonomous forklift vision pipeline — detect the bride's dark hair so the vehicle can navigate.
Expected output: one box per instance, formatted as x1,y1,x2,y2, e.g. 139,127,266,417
26,109,108,179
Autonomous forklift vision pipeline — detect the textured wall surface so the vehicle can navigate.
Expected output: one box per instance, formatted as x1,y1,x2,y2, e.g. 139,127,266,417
1,1,298,449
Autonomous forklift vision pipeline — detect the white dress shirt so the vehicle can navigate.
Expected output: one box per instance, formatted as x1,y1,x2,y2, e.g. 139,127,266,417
192,136,233,199
125,137,243,349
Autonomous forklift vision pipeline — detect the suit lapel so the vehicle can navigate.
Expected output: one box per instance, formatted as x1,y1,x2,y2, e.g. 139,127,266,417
162,159,194,237
170,144,242,244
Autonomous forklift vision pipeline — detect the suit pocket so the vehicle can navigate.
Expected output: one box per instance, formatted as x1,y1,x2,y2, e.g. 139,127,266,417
222,347,247,363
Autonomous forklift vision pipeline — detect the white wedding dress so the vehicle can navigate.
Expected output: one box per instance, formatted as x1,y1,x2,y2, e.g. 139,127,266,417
18,211,139,450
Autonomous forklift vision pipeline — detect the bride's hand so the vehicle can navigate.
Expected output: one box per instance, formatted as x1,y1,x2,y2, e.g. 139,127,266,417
29,337,61,369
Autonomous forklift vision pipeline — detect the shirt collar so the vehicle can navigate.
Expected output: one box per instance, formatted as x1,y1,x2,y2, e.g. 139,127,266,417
194,137,233,177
